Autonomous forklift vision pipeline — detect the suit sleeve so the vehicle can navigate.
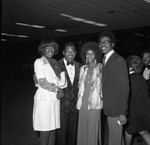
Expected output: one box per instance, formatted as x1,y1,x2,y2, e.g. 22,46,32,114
115,57,129,115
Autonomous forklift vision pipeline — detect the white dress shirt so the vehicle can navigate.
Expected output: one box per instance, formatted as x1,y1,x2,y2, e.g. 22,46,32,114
63,58,75,84
143,65,150,80
104,50,114,64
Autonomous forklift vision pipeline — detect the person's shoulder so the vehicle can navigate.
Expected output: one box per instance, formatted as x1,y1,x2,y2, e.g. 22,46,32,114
131,73,148,87
113,52,126,63
97,63,102,66
114,52,124,59
58,58,64,64
80,65,88,71
131,73,145,81
34,57,42,63
74,60,83,67
34,57,47,65
97,63,102,70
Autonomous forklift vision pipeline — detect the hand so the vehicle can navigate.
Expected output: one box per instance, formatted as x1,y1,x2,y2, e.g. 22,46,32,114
118,115,127,126
56,88,64,100
50,83,57,92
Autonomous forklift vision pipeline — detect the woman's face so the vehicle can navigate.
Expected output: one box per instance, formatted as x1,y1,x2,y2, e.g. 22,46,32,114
130,58,143,73
86,49,96,64
44,46,55,58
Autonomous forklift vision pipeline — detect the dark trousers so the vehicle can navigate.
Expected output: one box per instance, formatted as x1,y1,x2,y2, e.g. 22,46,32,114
56,111,78,145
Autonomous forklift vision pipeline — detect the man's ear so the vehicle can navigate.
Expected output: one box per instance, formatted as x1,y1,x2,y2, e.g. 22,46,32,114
63,51,65,56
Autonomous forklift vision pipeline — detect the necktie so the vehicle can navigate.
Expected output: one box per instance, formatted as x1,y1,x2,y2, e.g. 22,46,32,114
102,56,106,65
67,61,74,66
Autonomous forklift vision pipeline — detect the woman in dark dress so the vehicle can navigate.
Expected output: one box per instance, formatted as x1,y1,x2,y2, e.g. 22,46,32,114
124,55,150,145
76,42,103,145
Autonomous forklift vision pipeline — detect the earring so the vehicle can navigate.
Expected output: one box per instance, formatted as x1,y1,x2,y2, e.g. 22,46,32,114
86,59,88,64
95,59,97,64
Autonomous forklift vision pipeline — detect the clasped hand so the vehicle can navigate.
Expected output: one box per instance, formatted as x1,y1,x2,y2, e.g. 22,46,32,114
57,88,64,100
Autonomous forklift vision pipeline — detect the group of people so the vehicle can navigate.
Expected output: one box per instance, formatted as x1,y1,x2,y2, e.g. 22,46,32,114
32,31,150,145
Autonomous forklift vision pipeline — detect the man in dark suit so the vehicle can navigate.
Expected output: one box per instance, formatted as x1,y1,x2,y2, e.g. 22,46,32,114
56,42,82,145
98,31,129,145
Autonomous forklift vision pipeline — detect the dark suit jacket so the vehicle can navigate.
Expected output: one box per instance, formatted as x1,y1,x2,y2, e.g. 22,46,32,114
58,59,82,115
102,52,129,117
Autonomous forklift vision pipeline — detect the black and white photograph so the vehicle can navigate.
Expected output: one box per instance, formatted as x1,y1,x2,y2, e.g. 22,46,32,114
1,0,150,145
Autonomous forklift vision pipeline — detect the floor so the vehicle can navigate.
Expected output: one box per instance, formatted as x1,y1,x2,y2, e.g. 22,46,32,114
1,79,147,145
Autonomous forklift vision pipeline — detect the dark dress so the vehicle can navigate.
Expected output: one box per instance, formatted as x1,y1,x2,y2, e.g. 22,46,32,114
77,68,101,145
125,72,150,134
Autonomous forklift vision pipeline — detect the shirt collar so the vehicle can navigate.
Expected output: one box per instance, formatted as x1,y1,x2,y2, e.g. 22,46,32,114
129,71,135,74
63,58,74,66
105,50,114,63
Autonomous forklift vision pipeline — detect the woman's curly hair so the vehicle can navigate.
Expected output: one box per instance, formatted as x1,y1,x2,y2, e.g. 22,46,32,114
38,39,59,56
80,42,103,64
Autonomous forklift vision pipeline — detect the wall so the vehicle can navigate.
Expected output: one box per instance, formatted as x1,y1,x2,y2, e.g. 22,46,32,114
1,26,150,80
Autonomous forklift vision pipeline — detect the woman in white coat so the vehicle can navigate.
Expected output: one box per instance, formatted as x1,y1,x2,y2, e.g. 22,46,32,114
33,39,67,145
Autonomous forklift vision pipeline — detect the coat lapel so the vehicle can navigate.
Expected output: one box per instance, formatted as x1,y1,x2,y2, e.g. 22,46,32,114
103,52,117,70
73,61,80,85
59,59,81,86
59,59,73,86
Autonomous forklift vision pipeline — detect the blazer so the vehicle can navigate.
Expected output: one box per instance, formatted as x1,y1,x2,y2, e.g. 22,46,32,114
58,59,82,115
102,52,129,117
34,56,66,101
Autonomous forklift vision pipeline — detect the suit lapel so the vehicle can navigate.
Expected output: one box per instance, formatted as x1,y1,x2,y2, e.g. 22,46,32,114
59,59,80,86
73,62,79,85
60,59,73,86
103,52,117,70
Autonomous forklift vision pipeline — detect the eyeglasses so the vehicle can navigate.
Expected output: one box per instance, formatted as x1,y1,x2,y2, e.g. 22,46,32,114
99,40,112,45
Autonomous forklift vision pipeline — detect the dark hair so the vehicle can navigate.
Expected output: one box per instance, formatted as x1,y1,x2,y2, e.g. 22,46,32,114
98,31,117,46
126,55,143,73
38,39,59,56
64,42,76,52
80,42,103,64
142,50,150,57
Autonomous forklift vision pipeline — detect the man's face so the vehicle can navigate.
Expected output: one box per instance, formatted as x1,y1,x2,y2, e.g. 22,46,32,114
63,46,76,62
143,52,150,66
99,36,114,55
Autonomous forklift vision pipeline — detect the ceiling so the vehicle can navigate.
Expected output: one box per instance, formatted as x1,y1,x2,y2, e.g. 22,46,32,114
2,0,150,43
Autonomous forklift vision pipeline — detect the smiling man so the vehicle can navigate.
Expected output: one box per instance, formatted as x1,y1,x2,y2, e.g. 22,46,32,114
98,31,130,145
56,42,82,145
